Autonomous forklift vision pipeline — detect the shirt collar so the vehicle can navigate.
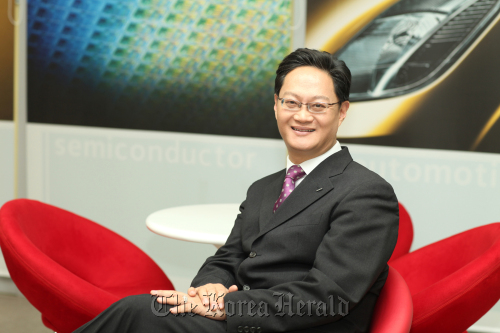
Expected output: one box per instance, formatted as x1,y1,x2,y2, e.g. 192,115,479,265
286,141,342,175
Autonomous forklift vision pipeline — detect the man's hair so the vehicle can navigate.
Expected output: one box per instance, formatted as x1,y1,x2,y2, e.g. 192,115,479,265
274,48,351,103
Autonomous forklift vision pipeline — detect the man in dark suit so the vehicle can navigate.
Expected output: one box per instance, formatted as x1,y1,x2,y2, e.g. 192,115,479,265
74,48,399,333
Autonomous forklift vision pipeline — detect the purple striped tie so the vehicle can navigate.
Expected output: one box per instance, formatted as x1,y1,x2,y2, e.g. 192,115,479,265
273,165,306,213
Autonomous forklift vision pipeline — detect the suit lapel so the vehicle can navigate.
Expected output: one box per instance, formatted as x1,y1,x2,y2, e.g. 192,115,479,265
255,147,353,240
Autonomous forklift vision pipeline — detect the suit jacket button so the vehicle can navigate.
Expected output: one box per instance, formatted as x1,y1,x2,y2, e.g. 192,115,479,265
237,326,243,332
244,326,249,332
250,327,256,333
243,285,251,291
256,327,261,332
249,251,257,258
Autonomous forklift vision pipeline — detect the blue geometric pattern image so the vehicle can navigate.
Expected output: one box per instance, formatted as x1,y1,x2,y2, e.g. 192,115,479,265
28,0,293,137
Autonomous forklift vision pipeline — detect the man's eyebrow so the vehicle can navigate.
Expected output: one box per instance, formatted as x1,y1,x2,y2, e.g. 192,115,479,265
281,92,331,101
311,95,331,101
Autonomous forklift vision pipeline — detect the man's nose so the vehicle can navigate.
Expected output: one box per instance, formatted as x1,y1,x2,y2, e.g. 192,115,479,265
294,105,313,122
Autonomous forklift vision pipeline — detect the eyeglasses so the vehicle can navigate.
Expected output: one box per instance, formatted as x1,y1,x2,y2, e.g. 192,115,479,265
278,97,341,114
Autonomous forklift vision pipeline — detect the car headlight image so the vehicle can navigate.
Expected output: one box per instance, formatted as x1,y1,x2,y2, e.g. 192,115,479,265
316,0,500,153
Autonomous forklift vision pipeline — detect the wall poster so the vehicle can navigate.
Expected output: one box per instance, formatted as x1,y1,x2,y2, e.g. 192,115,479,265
307,0,500,153
27,0,294,139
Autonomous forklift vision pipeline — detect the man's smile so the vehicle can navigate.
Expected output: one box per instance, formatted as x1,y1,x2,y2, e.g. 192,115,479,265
292,126,315,133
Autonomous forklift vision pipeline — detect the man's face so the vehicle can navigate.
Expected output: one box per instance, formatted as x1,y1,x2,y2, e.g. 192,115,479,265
274,66,349,164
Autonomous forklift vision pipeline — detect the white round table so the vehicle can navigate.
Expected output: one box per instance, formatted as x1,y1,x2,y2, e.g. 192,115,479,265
146,204,240,248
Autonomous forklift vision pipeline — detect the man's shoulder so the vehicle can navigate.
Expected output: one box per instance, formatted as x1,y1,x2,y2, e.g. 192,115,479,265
340,160,396,196
346,160,386,182
322,146,391,187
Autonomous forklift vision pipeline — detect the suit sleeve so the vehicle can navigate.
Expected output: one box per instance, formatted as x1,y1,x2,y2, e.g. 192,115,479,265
223,179,399,332
190,199,248,289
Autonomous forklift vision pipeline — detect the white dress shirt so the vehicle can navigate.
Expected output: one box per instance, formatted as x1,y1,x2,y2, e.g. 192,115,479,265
285,141,342,187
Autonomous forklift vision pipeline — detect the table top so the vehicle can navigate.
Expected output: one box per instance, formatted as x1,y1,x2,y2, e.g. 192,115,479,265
146,203,240,247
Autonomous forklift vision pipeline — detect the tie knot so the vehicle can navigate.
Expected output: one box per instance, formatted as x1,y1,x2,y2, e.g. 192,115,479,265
286,165,306,181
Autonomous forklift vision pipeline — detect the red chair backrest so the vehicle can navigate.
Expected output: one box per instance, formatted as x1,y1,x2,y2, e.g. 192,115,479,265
370,266,413,333
389,203,414,262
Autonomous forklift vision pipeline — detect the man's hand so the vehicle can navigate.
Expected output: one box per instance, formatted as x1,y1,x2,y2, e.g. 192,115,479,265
188,283,238,311
150,290,227,321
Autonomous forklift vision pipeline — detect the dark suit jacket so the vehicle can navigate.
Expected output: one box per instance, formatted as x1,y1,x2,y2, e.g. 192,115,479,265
191,147,399,333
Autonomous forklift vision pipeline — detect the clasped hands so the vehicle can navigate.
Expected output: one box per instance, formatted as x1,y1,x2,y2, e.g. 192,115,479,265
150,283,238,321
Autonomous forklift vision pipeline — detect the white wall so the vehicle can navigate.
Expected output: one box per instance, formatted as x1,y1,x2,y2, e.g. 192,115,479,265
351,144,500,249
0,120,15,277
27,123,287,291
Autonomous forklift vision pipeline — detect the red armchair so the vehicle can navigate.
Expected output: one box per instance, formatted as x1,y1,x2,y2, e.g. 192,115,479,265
0,199,174,333
390,223,500,333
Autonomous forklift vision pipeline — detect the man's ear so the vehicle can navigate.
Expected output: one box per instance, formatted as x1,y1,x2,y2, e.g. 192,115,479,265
338,101,349,126
274,94,279,120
